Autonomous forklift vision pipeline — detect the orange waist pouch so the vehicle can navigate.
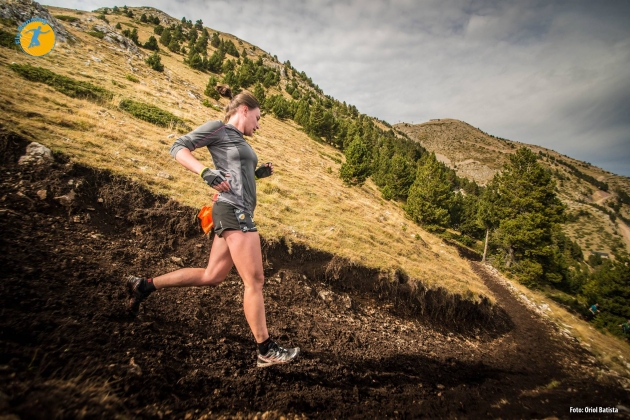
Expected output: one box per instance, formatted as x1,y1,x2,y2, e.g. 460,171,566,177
197,205,213,234
197,193,219,235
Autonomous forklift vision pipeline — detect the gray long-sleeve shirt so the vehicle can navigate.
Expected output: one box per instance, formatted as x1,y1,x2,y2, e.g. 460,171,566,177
170,121,259,215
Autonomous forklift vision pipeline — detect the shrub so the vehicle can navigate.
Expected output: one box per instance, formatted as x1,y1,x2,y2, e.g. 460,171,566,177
145,51,164,71
125,74,139,83
0,28,18,50
97,13,108,23
143,35,159,51
118,99,189,130
111,79,126,88
54,15,79,22
115,22,122,30
8,63,113,102
87,30,105,39
154,24,164,35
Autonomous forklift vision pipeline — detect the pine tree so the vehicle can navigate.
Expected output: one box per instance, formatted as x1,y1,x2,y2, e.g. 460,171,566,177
253,83,266,104
129,28,139,45
195,19,203,31
115,22,122,30
168,39,180,53
222,59,235,74
195,35,208,55
159,28,171,46
487,147,565,284
188,52,203,70
210,32,220,48
153,24,164,35
340,136,371,185
204,76,221,100
207,49,225,73
309,103,325,137
145,51,164,72
143,35,159,51
386,153,416,200
405,152,453,229
222,70,238,88
140,13,147,23
293,99,310,129
237,62,255,88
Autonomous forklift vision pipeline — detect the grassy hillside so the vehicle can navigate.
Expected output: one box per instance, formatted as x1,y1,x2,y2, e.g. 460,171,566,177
395,119,630,257
0,6,491,300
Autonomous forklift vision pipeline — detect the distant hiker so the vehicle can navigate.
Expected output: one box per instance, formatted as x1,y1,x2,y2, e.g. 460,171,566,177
586,303,600,321
25,26,51,48
620,320,630,340
126,92,299,368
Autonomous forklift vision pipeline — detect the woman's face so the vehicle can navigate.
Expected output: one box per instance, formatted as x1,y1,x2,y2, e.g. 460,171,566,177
242,106,260,136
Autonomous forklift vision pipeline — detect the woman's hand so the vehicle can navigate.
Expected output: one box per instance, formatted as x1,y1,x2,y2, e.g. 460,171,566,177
255,162,274,179
201,168,231,192
213,174,231,192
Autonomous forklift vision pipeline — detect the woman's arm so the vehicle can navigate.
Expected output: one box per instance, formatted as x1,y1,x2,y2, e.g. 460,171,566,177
175,148,206,175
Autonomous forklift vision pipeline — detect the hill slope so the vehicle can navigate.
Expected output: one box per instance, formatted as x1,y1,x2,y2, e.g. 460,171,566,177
395,119,630,257
1,3,629,418
0,6,491,299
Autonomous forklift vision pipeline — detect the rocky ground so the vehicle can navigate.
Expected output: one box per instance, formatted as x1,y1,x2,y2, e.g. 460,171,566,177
0,132,629,419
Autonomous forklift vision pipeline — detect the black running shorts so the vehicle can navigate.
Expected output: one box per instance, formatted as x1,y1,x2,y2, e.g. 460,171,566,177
212,200,257,238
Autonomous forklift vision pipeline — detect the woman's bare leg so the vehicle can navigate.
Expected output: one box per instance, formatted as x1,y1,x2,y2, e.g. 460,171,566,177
152,235,234,289
222,230,268,343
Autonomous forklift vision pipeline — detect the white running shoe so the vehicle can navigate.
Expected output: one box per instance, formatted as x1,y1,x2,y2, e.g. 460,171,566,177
257,341,300,368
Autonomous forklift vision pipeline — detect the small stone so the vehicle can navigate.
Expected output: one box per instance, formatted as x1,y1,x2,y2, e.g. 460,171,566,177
37,189,47,200
157,171,172,180
97,198,104,203
171,256,183,266
167,134,176,138
54,190,76,207
436,384,445,389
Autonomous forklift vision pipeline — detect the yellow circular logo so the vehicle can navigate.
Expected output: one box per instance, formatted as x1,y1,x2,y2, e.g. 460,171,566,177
239,214,245,220
17,19,56,57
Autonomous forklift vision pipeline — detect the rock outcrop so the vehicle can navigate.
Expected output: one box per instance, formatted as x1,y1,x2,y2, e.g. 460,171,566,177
0,0,74,43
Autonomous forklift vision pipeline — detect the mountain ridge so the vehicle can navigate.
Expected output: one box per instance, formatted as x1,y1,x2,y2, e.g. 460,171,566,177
395,119,630,257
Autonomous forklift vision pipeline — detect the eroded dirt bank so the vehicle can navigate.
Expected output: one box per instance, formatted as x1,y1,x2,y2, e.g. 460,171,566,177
0,130,628,419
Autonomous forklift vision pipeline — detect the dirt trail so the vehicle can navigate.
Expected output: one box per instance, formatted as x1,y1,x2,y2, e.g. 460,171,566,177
0,134,628,419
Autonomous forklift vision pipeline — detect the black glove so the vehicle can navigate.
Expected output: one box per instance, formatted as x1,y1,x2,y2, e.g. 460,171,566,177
255,162,272,179
200,167,227,187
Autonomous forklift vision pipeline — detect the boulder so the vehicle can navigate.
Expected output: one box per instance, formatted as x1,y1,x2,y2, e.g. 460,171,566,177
18,142,52,165
215,84,232,98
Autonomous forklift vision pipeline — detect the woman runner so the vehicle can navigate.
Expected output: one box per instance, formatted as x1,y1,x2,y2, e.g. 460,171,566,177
125,92,299,368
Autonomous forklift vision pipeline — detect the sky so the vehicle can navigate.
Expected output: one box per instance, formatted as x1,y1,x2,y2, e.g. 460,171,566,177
43,0,630,177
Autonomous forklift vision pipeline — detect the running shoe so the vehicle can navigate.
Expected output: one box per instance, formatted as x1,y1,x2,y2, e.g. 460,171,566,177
257,341,300,368
126,276,153,315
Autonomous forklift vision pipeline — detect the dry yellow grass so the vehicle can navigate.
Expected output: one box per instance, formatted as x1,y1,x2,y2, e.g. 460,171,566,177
0,7,491,300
